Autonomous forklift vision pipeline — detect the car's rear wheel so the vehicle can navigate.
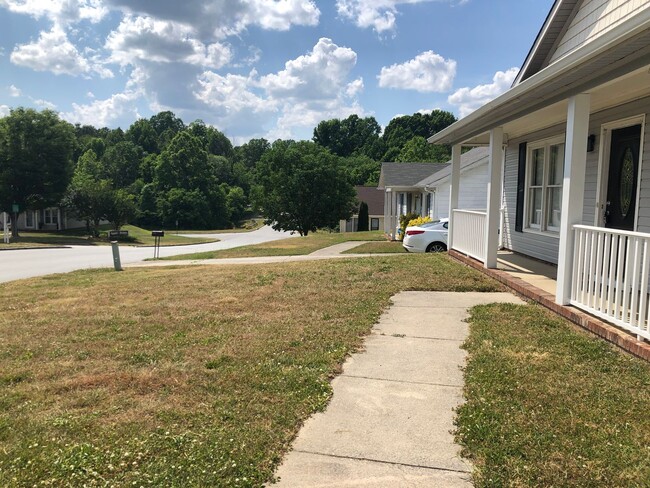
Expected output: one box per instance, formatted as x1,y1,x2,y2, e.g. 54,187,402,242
426,242,447,253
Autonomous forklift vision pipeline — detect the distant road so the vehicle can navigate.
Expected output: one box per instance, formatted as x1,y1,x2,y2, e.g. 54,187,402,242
0,226,295,283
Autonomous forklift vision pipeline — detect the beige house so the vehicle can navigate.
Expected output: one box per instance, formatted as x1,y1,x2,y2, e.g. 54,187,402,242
340,186,385,233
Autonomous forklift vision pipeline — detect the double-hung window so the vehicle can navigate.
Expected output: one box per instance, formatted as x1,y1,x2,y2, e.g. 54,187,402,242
526,139,565,233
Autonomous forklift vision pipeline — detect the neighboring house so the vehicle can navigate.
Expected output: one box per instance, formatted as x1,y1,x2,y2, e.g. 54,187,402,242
340,186,385,233
428,0,650,341
12,207,89,231
378,162,449,239
416,147,490,220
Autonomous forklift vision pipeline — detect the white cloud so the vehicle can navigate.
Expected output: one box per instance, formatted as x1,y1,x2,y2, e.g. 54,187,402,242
8,84,21,97
31,98,57,110
378,51,456,92
448,67,519,117
0,0,108,25
104,0,320,38
11,26,113,78
106,16,232,69
0,105,9,117
336,0,445,34
62,89,141,127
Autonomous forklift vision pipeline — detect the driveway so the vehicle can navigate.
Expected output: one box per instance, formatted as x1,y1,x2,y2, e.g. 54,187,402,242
0,226,295,283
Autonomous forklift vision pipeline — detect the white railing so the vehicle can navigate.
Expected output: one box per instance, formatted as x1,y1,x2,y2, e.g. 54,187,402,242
572,225,650,341
452,209,486,262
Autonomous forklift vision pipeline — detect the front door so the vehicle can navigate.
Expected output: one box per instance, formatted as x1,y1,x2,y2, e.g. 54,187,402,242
605,124,642,230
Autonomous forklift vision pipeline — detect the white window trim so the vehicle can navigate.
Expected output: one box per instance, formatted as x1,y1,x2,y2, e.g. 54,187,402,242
523,136,565,236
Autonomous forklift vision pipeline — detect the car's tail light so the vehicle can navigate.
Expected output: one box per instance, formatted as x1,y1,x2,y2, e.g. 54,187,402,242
406,230,425,236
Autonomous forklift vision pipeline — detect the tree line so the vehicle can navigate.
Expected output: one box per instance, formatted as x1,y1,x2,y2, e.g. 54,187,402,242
0,107,456,237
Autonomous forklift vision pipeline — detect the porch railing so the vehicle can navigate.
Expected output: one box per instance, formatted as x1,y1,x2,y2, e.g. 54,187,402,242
452,209,486,262
572,225,650,341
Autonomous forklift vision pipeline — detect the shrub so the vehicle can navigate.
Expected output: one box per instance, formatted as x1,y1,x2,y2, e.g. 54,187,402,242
408,216,432,228
357,201,369,231
398,212,419,241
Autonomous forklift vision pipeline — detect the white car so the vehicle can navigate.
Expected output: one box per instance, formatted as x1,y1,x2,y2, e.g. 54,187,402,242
402,219,448,253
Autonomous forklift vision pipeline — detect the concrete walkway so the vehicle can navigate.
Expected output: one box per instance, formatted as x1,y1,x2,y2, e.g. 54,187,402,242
272,291,525,487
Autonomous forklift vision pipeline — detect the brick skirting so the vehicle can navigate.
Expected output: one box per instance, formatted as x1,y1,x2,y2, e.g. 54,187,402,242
449,249,650,362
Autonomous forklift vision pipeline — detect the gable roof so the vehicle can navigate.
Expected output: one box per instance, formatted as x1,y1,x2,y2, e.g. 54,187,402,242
354,186,385,215
378,162,450,189
514,0,582,85
416,147,489,188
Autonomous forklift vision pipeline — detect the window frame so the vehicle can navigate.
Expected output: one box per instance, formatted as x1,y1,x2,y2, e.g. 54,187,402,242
523,137,565,235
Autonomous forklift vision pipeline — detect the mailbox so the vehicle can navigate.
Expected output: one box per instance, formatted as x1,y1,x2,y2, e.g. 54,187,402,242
151,230,165,237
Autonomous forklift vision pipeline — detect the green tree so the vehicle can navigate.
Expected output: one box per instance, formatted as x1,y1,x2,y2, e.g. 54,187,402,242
0,108,75,236
342,155,381,186
101,141,144,188
226,185,247,226
357,201,369,231
313,114,382,158
382,110,456,161
126,118,159,154
396,136,451,162
234,138,270,170
106,189,137,230
188,120,233,157
257,140,356,236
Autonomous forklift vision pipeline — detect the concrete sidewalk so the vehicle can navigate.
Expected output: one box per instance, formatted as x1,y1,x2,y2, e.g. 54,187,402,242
272,291,525,487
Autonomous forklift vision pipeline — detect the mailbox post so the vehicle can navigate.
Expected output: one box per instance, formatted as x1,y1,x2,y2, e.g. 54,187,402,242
110,241,122,271
152,230,165,259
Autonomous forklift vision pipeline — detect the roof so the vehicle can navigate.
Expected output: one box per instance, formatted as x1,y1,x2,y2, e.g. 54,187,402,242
377,162,450,189
514,0,581,85
416,147,489,188
427,6,650,146
354,186,384,215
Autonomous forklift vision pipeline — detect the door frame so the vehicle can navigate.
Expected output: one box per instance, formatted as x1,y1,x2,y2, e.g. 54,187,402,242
595,114,646,231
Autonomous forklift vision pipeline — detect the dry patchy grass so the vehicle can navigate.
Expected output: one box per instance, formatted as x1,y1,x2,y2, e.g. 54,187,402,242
166,230,387,260
0,254,496,487
343,241,406,254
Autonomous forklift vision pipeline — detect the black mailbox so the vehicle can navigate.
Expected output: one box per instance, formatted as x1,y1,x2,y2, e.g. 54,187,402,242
151,230,165,237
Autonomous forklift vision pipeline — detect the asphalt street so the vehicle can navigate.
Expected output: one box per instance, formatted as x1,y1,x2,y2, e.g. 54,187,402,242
0,225,295,283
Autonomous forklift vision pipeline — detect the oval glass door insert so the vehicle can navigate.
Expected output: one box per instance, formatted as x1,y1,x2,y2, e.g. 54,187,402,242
620,147,634,218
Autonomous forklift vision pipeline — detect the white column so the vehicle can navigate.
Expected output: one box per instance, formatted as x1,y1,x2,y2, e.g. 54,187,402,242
557,93,590,305
484,128,504,269
421,192,426,216
384,191,389,233
391,190,398,240
448,144,462,250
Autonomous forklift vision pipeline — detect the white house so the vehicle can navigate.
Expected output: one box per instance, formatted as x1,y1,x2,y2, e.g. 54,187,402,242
429,0,650,342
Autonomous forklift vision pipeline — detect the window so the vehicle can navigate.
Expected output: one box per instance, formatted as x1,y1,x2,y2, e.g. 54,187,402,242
526,140,564,233
370,218,379,231
44,208,58,226
25,211,34,228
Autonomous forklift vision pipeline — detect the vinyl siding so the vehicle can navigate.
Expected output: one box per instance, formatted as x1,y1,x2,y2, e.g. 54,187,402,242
550,0,650,62
435,164,489,219
502,95,650,264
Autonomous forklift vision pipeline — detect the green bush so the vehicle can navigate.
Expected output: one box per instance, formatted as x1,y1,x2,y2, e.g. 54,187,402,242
398,212,419,241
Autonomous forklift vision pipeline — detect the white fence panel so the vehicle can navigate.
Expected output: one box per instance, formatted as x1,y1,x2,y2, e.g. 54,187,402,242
571,225,650,341
452,209,486,262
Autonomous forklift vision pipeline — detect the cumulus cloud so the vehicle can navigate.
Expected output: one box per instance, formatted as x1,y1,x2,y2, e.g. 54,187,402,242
31,98,57,110
195,38,365,139
106,16,232,69
0,105,9,117
0,0,108,25
11,26,113,78
62,89,141,127
448,67,519,117
8,84,21,97
337,0,447,34
104,0,320,38
378,51,456,92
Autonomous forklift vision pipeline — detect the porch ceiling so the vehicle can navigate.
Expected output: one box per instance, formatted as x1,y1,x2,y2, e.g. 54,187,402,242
430,11,650,146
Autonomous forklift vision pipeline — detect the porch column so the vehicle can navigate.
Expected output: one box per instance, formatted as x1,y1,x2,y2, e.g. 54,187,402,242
557,93,590,305
390,190,399,240
484,128,504,268
383,190,389,233
448,144,461,250
421,191,426,216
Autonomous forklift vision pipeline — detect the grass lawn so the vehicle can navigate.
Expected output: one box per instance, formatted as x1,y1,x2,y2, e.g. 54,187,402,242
0,254,496,487
0,224,217,250
342,241,406,254
178,219,265,234
164,230,387,260
457,303,650,487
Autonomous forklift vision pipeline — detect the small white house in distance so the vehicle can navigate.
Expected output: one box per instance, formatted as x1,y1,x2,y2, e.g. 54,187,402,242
10,207,89,231
340,186,385,232
416,147,490,220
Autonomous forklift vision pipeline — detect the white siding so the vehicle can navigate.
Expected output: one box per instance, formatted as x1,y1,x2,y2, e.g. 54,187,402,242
502,95,650,264
550,0,650,62
435,164,489,219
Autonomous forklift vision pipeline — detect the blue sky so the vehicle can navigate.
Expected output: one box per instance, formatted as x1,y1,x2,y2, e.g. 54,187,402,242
0,0,554,144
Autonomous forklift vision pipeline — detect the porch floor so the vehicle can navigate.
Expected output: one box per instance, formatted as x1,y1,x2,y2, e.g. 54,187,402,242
496,250,557,296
